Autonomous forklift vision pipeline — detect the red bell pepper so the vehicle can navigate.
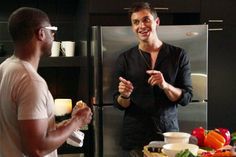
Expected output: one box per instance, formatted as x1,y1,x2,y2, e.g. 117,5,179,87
216,128,231,145
204,130,226,150
191,127,206,147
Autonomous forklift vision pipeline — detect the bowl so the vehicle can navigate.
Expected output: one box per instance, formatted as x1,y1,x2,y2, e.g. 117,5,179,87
162,143,199,157
163,132,191,144
146,141,166,153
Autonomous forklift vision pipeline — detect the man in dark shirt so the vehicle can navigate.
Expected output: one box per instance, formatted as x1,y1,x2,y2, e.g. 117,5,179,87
113,2,193,157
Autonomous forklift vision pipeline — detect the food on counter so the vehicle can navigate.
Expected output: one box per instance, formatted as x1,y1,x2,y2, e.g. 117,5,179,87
200,148,233,157
162,143,199,157
231,132,236,145
175,149,195,157
216,128,231,145
191,127,206,147
204,130,226,150
143,145,167,157
191,127,233,150
144,128,236,157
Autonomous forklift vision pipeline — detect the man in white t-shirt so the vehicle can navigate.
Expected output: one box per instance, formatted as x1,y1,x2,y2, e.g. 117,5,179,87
0,7,92,157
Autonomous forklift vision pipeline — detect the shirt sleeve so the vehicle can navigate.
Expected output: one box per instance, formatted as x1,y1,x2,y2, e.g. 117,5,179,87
112,53,128,110
175,49,193,106
17,77,48,120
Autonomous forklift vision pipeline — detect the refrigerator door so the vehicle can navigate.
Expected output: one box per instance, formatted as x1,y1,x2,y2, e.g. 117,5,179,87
91,25,208,157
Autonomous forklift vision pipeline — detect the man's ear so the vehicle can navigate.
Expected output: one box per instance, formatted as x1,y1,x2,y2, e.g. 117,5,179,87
35,28,45,41
155,17,160,26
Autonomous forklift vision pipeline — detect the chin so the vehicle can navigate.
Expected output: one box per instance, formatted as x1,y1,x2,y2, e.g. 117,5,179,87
139,38,149,43
138,36,149,42
41,51,51,58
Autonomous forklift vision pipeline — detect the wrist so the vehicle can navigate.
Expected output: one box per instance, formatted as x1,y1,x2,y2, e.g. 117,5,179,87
162,83,169,90
120,95,130,99
71,116,82,130
118,95,131,108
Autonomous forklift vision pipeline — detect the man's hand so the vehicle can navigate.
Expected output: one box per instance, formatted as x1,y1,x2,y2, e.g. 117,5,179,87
118,77,134,98
146,70,168,89
72,105,92,130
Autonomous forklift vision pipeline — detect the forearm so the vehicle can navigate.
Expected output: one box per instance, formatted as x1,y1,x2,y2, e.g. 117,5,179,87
20,117,80,157
163,83,182,102
40,117,81,155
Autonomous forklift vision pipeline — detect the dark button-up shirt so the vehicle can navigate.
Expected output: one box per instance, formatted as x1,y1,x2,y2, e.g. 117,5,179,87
113,43,192,150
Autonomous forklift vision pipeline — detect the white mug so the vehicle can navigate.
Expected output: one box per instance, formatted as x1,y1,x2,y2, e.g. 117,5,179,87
61,41,75,57
51,41,61,57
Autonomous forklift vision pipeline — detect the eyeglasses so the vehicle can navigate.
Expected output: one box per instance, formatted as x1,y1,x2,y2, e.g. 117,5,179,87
44,26,58,35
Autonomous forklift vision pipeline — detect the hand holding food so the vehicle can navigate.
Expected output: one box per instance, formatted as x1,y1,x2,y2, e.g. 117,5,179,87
72,100,92,129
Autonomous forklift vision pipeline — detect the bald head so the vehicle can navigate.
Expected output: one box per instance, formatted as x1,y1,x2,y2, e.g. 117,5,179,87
8,7,50,43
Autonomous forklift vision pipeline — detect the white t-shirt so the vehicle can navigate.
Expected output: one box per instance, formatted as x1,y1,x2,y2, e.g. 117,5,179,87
0,56,57,157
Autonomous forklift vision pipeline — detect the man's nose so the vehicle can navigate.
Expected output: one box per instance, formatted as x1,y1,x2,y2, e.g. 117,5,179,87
139,21,145,28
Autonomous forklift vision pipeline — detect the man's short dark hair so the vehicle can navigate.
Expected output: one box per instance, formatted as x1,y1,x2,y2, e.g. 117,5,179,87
8,7,50,43
128,2,158,19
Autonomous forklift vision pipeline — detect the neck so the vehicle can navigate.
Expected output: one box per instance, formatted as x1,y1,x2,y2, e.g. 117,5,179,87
14,44,40,70
139,38,162,53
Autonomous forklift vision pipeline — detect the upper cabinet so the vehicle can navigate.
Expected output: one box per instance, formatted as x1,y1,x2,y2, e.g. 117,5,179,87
201,0,236,131
89,0,201,14
89,0,201,26
201,0,236,26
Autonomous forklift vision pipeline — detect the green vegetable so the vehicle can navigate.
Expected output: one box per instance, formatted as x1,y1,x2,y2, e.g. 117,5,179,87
175,149,196,157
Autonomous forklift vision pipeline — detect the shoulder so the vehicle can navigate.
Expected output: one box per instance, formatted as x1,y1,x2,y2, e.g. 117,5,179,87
163,43,186,54
118,46,138,59
6,57,46,87
163,42,188,59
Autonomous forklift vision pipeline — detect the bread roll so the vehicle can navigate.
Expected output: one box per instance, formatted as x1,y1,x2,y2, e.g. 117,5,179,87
72,100,87,116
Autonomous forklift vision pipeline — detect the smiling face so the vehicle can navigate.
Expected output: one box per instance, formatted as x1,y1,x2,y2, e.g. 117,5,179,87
131,9,160,43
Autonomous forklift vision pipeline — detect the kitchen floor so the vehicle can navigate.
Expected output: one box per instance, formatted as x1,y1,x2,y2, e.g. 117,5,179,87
58,154,84,157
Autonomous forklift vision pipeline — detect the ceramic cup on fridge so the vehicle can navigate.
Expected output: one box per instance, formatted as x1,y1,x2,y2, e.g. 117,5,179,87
51,41,61,57
61,41,75,57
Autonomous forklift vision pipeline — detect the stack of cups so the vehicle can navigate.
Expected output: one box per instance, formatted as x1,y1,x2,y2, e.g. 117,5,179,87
51,41,75,57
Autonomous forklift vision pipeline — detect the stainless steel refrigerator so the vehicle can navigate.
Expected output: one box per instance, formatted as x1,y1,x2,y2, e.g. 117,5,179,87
90,25,208,157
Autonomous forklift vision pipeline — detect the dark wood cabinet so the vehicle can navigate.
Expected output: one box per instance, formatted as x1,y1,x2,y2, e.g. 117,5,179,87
89,0,201,26
201,0,236,26
89,0,201,14
201,0,236,132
